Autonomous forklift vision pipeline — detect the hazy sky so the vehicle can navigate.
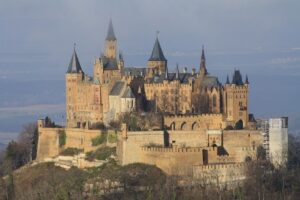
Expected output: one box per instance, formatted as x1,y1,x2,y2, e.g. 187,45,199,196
0,0,300,135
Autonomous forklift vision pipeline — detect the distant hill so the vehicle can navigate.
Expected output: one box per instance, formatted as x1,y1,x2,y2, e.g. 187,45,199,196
0,143,6,151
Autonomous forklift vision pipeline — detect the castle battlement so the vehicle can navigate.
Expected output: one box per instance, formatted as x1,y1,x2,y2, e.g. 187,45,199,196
193,163,246,171
141,146,206,153
164,113,223,119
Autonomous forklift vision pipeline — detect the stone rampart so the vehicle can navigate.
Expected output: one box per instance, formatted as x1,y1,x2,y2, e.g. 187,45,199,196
37,120,107,161
164,114,225,130
193,163,247,183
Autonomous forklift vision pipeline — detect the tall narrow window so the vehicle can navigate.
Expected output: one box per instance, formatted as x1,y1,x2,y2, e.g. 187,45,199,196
213,95,217,107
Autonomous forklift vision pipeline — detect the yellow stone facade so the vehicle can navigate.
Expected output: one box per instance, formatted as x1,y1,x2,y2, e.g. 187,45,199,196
64,20,253,132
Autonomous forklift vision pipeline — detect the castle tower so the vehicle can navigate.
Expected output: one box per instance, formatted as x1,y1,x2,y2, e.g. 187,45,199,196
223,70,249,128
200,46,207,75
66,46,84,127
147,37,167,75
105,19,117,59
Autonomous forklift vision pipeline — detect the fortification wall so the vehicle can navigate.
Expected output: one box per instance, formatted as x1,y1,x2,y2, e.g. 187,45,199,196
168,130,207,147
117,131,165,165
64,128,101,152
37,127,61,161
222,130,263,162
164,114,225,130
37,124,105,161
193,163,246,183
140,146,205,175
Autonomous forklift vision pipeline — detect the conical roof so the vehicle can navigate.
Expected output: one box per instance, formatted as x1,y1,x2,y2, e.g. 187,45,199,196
67,48,83,74
231,70,244,85
149,37,167,61
106,19,117,41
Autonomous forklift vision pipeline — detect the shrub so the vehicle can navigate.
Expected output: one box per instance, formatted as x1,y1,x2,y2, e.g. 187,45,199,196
86,147,116,161
91,133,107,146
108,130,117,143
60,148,83,156
59,130,66,147
90,122,107,130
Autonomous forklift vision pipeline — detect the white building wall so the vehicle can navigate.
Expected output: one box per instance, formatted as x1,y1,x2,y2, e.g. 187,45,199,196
269,117,288,167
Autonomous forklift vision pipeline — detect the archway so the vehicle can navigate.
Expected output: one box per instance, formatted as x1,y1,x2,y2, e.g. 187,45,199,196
191,122,199,130
181,122,187,130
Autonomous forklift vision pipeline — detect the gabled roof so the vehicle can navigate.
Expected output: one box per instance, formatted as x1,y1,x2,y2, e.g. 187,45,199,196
67,49,83,74
106,19,117,41
202,76,221,88
121,86,135,98
149,37,167,61
110,81,125,96
123,67,147,77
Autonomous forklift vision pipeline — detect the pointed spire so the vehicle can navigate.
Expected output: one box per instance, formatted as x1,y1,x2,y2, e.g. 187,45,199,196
226,75,230,84
67,44,83,74
164,65,169,80
149,37,167,61
245,74,249,84
200,45,207,75
106,19,117,41
175,63,180,80
201,45,205,60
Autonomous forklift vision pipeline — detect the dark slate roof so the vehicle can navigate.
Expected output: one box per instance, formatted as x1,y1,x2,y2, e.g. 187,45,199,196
106,20,116,41
67,49,83,74
231,70,244,85
110,81,125,96
123,67,147,77
149,38,167,61
102,57,119,70
149,72,197,84
202,76,221,88
121,86,135,98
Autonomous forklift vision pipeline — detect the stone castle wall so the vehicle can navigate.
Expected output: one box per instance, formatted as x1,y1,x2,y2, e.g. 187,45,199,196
37,120,105,161
140,146,207,175
164,114,225,130
117,126,264,175
193,163,246,183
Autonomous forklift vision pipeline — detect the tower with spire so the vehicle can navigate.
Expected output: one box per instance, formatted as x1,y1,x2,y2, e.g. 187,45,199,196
65,45,85,127
223,69,249,128
147,36,167,76
105,19,117,59
200,46,207,75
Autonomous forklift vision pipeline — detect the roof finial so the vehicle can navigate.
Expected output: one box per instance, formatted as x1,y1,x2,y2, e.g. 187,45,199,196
156,30,160,38
245,74,249,84
175,63,180,80
226,75,230,84
74,43,76,51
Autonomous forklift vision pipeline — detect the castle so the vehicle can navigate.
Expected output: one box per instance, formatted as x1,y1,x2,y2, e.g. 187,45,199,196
66,20,252,130
36,20,288,181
